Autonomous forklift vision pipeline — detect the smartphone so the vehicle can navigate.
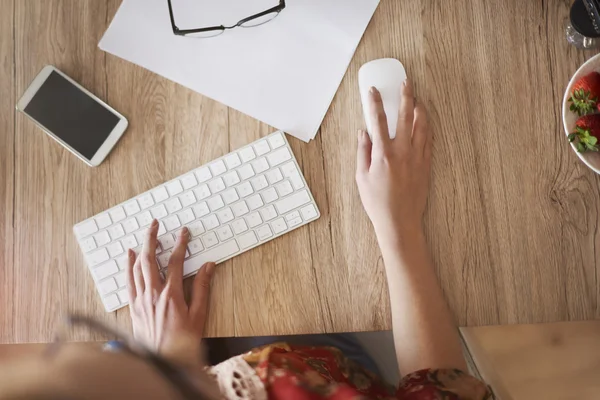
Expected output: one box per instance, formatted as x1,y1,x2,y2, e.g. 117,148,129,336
16,65,128,167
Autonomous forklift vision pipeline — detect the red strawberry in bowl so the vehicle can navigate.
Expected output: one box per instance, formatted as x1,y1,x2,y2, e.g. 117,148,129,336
569,71,600,116
569,114,600,152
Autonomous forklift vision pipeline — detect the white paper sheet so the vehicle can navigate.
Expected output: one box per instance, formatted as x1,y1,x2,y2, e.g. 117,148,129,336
99,0,379,142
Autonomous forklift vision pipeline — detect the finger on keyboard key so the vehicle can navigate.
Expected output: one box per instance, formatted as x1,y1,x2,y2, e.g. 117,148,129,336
75,220,98,238
301,205,318,220
157,251,172,268
209,160,227,176
151,204,168,220
93,231,111,247
238,164,255,180
164,215,181,232
98,278,117,295
166,180,184,196
257,225,273,240
108,224,125,240
138,193,155,209
152,187,170,203
251,158,269,174
238,231,258,249
268,132,286,149
181,174,198,190
103,294,120,310
95,213,112,229
93,260,118,280
266,147,292,167
124,200,141,216
274,190,311,215
107,242,124,258
88,248,110,267
189,221,205,237
195,167,212,183
239,147,256,163
202,232,219,248
80,236,97,253
182,240,239,276
159,234,175,250
253,139,270,156
193,202,210,218
271,218,288,234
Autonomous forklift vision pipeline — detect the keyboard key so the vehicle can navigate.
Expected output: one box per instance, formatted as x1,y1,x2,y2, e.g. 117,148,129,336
110,207,127,223
266,168,283,184
123,218,139,234
237,182,254,198
225,153,242,169
115,272,127,287
217,207,234,224
268,132,286,149
138,193,155,209
108,224,125,240
117,289,128,303
182,240,240,276
107,242,124,258
193,202,210,218
251,158,269,174
217,225,234,241
281,161,299,178
271,218,287,234
80,236,97,253
259,205,278,222
179,191,196,207
276,181,294,197
165,198,182,214
136,210,153,227
195,167,212,183
274,190,311,215
93,260,118,280
202,214,220,231
124,200,141,216
194,184,211,200
261,187,278,204
207,195,225,211
289,175,305,190
246,212,262,228
232,201,250,217
223,171,240,187
181,174,198,190
93,231,111,247
163,215,181,231
157,251,172,268
117,255,129,270
301,205,318,220
257,225,273,240
239,146,256,163
98,278,117,295
166,180,184,196
122,235,138,250
103,294,120,310
237,231,258,249
202,232,219,248
253,139,270,156
238,164,255,180
95,213,112,230
151,204,168,220
247,194,264,210
188,238,204,255
135,231,146,245
159,234,175,250
209,160,227,176
222,188,239,205
232,219,248,234
75,220,98,238
178,208,195,225
158,221,167,236
209,177,226,193
188,221,205,237
251,175,269,191
152,187,169,203
285,211,301,221
288,216,303,228
267,147,292,167
88,248,110,267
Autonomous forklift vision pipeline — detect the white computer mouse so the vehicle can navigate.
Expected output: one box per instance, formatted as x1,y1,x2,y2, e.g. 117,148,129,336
358,58,407,139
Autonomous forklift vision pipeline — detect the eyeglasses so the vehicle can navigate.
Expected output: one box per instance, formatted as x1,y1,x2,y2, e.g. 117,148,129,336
47,314,219,400
167,0,286,38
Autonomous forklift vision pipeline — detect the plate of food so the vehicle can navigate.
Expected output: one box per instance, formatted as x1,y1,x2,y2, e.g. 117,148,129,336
562,54,600,174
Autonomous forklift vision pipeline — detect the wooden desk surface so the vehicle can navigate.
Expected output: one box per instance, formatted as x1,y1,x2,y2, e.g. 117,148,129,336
1,0,599,344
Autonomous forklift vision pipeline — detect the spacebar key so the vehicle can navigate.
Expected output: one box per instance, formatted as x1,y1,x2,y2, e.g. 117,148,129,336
183,240,239,276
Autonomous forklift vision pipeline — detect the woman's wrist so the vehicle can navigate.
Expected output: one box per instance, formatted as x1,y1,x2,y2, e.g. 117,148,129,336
374,220,427,263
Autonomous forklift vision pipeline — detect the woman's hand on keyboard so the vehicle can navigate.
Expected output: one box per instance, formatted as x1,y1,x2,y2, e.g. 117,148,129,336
126,219,216,363
355,80,432,238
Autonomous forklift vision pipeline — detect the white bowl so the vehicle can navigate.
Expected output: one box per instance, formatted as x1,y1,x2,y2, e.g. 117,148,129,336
562,53,600,174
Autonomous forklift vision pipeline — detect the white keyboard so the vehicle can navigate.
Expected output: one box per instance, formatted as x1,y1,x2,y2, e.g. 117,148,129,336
74,132,320,312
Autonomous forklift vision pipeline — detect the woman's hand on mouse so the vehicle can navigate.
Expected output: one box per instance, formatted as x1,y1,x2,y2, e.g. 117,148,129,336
355,80,432,239
126,220,216,364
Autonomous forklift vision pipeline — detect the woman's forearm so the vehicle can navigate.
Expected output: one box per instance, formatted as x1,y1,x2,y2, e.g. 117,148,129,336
377,226,467,376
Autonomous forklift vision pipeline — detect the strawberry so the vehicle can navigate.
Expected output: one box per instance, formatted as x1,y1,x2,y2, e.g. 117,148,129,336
569,71,600,116
569,114,600,152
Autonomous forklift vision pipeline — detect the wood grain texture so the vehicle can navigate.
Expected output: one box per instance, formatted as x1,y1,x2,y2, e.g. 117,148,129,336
462,322,600,400
2,0,600,343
